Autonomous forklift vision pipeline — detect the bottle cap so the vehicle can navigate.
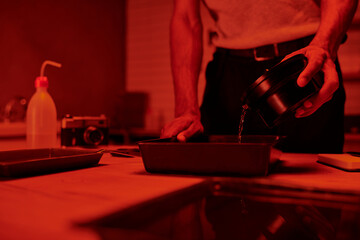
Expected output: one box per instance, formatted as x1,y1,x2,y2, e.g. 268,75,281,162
35,60,62,89
35,76,48,88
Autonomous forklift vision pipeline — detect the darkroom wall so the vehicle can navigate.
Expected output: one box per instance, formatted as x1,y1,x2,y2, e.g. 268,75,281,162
127,1,360,132
0,0,126,124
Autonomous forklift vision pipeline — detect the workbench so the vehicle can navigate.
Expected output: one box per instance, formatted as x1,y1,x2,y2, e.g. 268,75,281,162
1,139,360,239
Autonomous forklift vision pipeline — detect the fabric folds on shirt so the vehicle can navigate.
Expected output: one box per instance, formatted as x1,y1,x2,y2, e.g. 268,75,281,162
203,0,320,49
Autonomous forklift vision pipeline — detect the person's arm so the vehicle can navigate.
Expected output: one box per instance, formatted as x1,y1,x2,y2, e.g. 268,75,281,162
161,0,204,141
290,0,358,118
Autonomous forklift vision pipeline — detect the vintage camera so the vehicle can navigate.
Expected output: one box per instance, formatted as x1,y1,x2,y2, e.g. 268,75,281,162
61,114,109,146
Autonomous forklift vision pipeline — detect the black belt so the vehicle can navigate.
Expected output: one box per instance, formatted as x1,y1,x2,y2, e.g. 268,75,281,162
216,35,314,61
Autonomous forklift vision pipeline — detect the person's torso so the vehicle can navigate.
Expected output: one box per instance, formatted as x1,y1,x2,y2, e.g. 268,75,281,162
203,0,320,49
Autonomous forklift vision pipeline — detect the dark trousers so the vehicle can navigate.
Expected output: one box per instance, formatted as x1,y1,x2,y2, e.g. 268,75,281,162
201,51,346,240
200,51,345,153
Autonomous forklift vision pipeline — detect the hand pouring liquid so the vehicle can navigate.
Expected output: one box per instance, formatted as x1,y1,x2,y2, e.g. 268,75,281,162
26,60,61,148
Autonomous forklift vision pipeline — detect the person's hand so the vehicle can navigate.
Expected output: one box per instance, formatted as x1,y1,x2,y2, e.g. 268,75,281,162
160,113,204,142
284,46,339,118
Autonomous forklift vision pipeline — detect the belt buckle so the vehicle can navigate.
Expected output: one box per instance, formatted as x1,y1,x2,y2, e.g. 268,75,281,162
253,43,279,61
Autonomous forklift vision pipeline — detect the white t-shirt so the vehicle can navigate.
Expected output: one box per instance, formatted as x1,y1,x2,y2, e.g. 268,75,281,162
203,0,320,49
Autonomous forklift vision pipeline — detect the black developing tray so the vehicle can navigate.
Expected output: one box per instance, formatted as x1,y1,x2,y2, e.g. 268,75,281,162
0,148,103,177
138,135,281,176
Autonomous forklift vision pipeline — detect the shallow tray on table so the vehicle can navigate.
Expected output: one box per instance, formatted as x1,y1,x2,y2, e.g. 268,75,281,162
0,148,103,177
138,135,282,176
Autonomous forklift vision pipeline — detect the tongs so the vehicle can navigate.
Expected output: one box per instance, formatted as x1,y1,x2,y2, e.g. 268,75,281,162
97,148,141,158
347,152,360,157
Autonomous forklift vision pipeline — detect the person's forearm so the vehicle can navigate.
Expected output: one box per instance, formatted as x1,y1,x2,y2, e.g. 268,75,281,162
310,0,358,59
170,1,203,118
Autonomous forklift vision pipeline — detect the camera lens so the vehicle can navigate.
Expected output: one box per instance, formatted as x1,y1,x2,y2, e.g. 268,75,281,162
83,126,104,146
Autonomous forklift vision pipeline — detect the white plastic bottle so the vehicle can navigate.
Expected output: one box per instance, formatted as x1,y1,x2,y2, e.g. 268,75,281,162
26,60,61,148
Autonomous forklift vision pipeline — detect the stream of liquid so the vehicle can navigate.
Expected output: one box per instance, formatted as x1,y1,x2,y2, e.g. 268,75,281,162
238,104,249,143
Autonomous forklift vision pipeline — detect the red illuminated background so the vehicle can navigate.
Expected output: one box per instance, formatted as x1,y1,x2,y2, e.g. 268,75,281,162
0,0,126,127
0,0,359,135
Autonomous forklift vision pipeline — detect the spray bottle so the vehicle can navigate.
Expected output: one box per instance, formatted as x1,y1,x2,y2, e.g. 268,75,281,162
26,60,61,148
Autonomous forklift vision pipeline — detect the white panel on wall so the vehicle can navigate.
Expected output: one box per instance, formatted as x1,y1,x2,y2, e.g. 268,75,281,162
338,6,360,115
126,0,213,132
344,81,360,115
126,0,173,132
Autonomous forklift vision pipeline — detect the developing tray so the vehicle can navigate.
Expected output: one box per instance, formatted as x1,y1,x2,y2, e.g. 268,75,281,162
138,135,281,176
0,148,103,177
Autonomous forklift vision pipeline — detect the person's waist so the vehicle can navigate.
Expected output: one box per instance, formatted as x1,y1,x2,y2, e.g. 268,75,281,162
216,35,314,61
